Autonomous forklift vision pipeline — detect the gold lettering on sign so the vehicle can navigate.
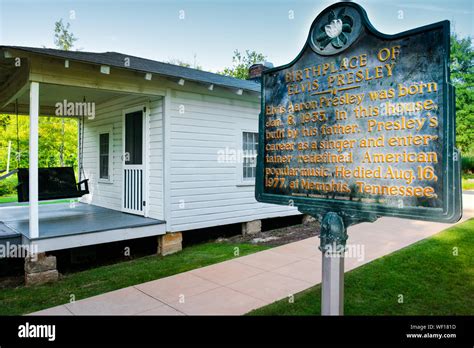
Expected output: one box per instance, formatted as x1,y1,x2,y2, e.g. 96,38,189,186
263,42,442,205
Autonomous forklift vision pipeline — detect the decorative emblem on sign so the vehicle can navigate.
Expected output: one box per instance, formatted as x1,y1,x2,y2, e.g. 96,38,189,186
315,9,353,50
310,5,363,55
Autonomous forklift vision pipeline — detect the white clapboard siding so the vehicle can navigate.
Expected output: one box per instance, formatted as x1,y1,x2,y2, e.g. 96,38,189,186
81,88,298,233
81,95,164,220
168,89,299,232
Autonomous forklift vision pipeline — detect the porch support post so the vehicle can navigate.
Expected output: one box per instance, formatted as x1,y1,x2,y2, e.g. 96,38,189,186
29,81,39,239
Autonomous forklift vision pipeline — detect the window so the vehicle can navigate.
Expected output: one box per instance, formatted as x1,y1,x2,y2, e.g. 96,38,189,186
242,132,258,180
98,127,113,183
99,133,110,180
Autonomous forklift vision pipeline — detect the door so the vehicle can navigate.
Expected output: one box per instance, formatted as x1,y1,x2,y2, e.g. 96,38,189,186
122,108,146,215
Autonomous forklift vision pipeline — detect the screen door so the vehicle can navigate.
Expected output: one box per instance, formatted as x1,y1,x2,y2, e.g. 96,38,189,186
122,109,145,215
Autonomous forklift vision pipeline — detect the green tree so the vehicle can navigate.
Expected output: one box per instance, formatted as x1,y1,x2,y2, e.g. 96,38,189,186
168,54,202,70
53,18,78,164
220,49,266,80
450,34,474,153
0,116,78,170
54,19,77,51
0,114,10,130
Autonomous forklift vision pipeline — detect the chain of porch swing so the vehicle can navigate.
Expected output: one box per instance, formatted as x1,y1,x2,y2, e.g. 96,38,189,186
78,97,86,182
16,99,20,168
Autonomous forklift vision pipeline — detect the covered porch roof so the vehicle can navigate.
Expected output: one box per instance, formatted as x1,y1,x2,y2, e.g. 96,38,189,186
0,82,130,117
1,45,260,93
0,46,260,93
0,45,260,112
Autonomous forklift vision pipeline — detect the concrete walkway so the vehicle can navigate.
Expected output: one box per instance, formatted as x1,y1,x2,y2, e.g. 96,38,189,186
31,193,474,316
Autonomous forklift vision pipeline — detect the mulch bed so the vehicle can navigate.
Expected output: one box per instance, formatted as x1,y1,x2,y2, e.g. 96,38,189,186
217,220,321,247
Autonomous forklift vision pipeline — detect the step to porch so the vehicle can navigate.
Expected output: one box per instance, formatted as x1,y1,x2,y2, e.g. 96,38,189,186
0,222,22,255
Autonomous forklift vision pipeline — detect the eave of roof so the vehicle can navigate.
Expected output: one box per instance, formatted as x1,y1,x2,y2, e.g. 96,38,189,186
0,45,261,93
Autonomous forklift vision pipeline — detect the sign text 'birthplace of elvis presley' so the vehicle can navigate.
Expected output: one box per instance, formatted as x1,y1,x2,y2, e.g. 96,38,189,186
256,2,462,224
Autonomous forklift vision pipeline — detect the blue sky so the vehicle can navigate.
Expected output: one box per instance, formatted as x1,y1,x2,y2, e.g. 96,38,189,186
0,0,473,72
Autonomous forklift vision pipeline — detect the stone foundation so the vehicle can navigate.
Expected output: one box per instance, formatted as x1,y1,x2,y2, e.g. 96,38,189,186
242,219,262,235
157,232,183,256
24,253,59,286
302,214,316,224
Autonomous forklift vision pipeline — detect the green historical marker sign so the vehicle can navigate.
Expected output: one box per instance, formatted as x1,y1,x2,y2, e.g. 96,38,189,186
256,2,462,225
256,2,463,315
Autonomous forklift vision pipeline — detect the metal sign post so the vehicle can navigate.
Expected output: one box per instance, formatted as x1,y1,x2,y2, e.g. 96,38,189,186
320,212,347,315
322,247,344,315
299,208,374,315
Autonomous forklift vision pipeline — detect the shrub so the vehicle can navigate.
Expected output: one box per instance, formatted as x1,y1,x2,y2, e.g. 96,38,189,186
461,155,474,174
0,175,17,196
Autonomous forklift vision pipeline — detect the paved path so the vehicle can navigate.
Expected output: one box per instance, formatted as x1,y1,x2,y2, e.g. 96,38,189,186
31,193,474,316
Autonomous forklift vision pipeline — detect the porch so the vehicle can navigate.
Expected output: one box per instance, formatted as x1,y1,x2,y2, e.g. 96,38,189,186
0,202,166,252
0,46,168,247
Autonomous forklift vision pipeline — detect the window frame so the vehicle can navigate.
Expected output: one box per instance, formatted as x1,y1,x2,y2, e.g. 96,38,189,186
237,129,258,186
97,125,114,184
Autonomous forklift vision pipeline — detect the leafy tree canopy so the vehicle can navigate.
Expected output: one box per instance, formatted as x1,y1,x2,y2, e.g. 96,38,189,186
450,34,474,154
167,54,202,70
0,116,78,170
220,49,266,80
54,19,77,51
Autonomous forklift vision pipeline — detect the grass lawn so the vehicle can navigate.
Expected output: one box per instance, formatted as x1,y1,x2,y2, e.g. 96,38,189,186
0,196,77,205
0,242,269,315
0,195,16,204
462,174,474,190
249,218,474,316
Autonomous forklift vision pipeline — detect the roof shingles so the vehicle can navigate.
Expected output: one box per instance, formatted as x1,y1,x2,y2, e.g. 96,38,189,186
1,46,261,92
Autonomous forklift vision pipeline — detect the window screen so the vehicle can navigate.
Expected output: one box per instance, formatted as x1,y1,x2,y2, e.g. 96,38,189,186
99,133,110,180
125,111,143,165
242,132,258,180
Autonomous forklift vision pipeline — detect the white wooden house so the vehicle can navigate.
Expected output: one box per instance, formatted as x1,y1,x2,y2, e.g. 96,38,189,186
0,46,298,282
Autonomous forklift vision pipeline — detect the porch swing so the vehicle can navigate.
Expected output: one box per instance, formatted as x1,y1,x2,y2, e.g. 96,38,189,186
12,100,90,202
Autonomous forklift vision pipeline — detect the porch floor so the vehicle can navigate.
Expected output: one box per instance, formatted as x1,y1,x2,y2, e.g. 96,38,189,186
0,203,164,240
